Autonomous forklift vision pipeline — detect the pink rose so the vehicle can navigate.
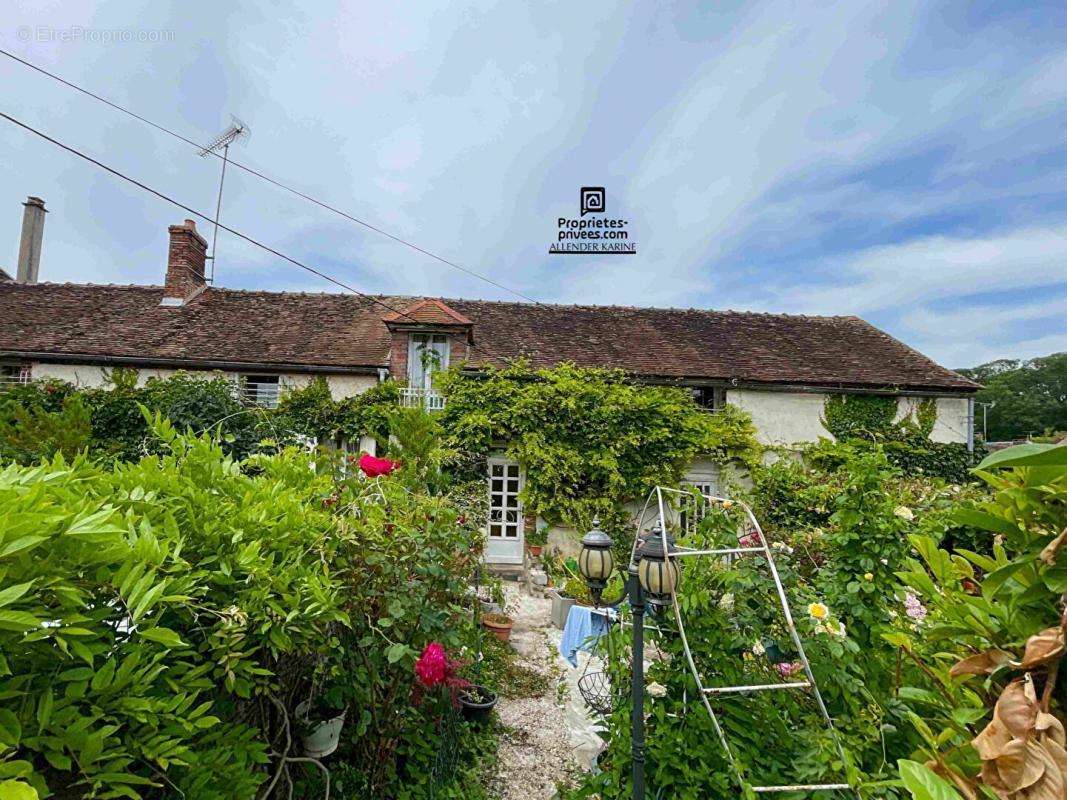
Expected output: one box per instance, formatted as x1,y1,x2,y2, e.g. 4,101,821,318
415,642,448,687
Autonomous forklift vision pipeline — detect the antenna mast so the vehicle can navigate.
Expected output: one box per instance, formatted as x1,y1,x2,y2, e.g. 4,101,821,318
199,116,249,282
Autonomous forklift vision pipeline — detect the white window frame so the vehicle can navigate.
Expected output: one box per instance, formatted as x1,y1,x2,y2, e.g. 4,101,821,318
679,468,721,537
408,333,450,392
241,374,281,408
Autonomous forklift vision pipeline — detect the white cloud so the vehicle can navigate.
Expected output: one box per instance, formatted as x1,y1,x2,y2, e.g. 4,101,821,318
773,225,1067,316
2,0,1066,370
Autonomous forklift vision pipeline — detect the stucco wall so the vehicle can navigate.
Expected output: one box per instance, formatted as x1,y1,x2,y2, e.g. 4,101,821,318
727,389,831,446
28,362,377,400
728,389,971,447
897,396,971,444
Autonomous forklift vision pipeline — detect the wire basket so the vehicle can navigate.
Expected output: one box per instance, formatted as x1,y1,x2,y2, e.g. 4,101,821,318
578,671,620,717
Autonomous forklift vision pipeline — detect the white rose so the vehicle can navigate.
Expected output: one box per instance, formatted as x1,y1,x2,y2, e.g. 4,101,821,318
647,682,667,698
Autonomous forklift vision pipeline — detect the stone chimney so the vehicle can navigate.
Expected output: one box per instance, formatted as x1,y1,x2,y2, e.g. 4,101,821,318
16,196,46,283
161,219,208,306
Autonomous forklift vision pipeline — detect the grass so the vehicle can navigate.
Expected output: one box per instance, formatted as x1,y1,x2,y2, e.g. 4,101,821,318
473,631,554,700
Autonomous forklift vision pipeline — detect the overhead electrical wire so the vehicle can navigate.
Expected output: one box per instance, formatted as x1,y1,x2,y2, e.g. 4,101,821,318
0,47,542,305
0,109,509,366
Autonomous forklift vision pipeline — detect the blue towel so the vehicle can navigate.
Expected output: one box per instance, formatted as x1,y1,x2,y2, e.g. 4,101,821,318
559,604,611,667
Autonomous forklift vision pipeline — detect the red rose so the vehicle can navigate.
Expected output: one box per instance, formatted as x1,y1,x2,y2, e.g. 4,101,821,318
359,453,399,477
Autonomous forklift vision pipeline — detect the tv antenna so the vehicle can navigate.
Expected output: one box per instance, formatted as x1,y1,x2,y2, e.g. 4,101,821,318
199,116,250,281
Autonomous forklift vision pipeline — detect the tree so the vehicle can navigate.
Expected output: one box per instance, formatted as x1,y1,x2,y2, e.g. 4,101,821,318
957,352,1067,441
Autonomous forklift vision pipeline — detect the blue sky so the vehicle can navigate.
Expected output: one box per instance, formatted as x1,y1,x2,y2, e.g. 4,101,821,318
2,1,1066,368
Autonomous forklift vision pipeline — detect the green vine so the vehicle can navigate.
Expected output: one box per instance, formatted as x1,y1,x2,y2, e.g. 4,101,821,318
822,394,939,442
435,361,762,540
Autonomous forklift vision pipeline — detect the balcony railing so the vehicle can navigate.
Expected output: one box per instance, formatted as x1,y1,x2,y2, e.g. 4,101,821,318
0,366,31,389
399,386,446,411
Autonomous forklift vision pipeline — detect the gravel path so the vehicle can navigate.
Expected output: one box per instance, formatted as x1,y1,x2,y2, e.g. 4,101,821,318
487,585,583,800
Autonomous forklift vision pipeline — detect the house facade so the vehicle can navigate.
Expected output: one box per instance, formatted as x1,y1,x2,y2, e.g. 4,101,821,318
0,213,979,564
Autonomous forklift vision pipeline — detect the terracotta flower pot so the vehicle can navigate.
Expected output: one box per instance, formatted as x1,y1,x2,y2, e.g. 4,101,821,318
482,616,514,642
527,544,543,558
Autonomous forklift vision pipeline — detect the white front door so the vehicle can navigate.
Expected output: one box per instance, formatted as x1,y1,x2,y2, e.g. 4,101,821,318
485,457,524,564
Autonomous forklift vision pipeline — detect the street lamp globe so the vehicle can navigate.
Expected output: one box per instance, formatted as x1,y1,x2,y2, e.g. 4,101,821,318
637,525,679,602
578,517,615,606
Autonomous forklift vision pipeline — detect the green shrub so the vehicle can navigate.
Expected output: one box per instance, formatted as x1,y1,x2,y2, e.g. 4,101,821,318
436,361,761,544
891,443,1067,799
0,392,91,464
0,412,484,799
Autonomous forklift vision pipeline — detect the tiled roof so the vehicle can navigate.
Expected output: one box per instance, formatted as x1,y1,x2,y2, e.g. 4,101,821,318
0,282,978,392
382,298,472,326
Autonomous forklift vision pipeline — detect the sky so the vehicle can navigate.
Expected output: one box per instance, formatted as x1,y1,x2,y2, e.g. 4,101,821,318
2,1,1066,369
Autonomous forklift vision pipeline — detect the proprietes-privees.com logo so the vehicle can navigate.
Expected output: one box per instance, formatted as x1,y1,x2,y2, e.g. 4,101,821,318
549,187,637,255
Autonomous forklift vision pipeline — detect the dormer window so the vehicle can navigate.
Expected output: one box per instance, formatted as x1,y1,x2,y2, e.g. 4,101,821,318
382,299,473,411
408,333,450,391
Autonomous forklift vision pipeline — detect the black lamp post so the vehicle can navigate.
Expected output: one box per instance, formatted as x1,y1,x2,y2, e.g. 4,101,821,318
578,518,678,800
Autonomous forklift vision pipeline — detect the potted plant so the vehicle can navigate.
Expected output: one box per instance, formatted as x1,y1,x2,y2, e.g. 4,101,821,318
481,611,514,642
477,575,505,616
526,524,547,558
295,698,347,759
458,684,498,725
550,576,592,629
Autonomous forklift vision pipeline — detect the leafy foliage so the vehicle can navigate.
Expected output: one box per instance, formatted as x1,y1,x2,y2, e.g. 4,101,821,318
274,376,401,446
890,443,1067,800
957,352,1067,441
436,361,761,541
0,372,278,465
0,412,486,799
819,394,981,482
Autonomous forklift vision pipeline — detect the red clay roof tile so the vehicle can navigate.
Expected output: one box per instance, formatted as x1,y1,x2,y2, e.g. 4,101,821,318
0,282,977,392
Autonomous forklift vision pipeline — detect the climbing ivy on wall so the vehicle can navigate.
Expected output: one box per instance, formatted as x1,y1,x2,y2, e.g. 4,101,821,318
435,361,762,537
820,393,978,481
821,393,938,442
272,377,400,445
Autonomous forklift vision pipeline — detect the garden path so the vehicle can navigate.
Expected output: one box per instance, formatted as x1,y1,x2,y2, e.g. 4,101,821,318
488,584,582,799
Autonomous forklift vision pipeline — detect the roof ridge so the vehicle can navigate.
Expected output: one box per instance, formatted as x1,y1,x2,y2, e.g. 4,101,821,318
438,294,857,320
7,282,858,320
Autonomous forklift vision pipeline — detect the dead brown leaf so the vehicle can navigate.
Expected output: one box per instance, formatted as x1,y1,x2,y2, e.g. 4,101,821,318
973,677,1067,800
952,648,1014,677
1021,629,1066,670
1040,528,1067,566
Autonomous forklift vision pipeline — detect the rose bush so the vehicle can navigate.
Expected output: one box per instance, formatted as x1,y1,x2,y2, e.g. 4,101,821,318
0,409,487,799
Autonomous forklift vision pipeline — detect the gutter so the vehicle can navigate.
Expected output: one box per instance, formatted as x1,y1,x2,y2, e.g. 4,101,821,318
1,350,384,376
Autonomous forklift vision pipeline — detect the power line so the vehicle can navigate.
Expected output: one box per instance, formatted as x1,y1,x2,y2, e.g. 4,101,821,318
0,108,507,366
0,47,542,305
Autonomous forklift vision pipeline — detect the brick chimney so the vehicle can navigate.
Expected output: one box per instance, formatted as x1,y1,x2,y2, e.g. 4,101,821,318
161,219,208,306
16,196,47,284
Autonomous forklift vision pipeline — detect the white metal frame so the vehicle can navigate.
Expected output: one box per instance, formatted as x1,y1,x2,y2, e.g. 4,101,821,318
240,374,281,408
632,485,858,797
0,363,31,387
399,386,447,411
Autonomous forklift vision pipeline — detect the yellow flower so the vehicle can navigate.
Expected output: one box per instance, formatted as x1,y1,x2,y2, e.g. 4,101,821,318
864,572,874,581
807,602,829,620
722,499,734,509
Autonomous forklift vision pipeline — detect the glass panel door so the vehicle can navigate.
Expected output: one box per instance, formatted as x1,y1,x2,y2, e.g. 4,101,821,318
485,457,524,564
